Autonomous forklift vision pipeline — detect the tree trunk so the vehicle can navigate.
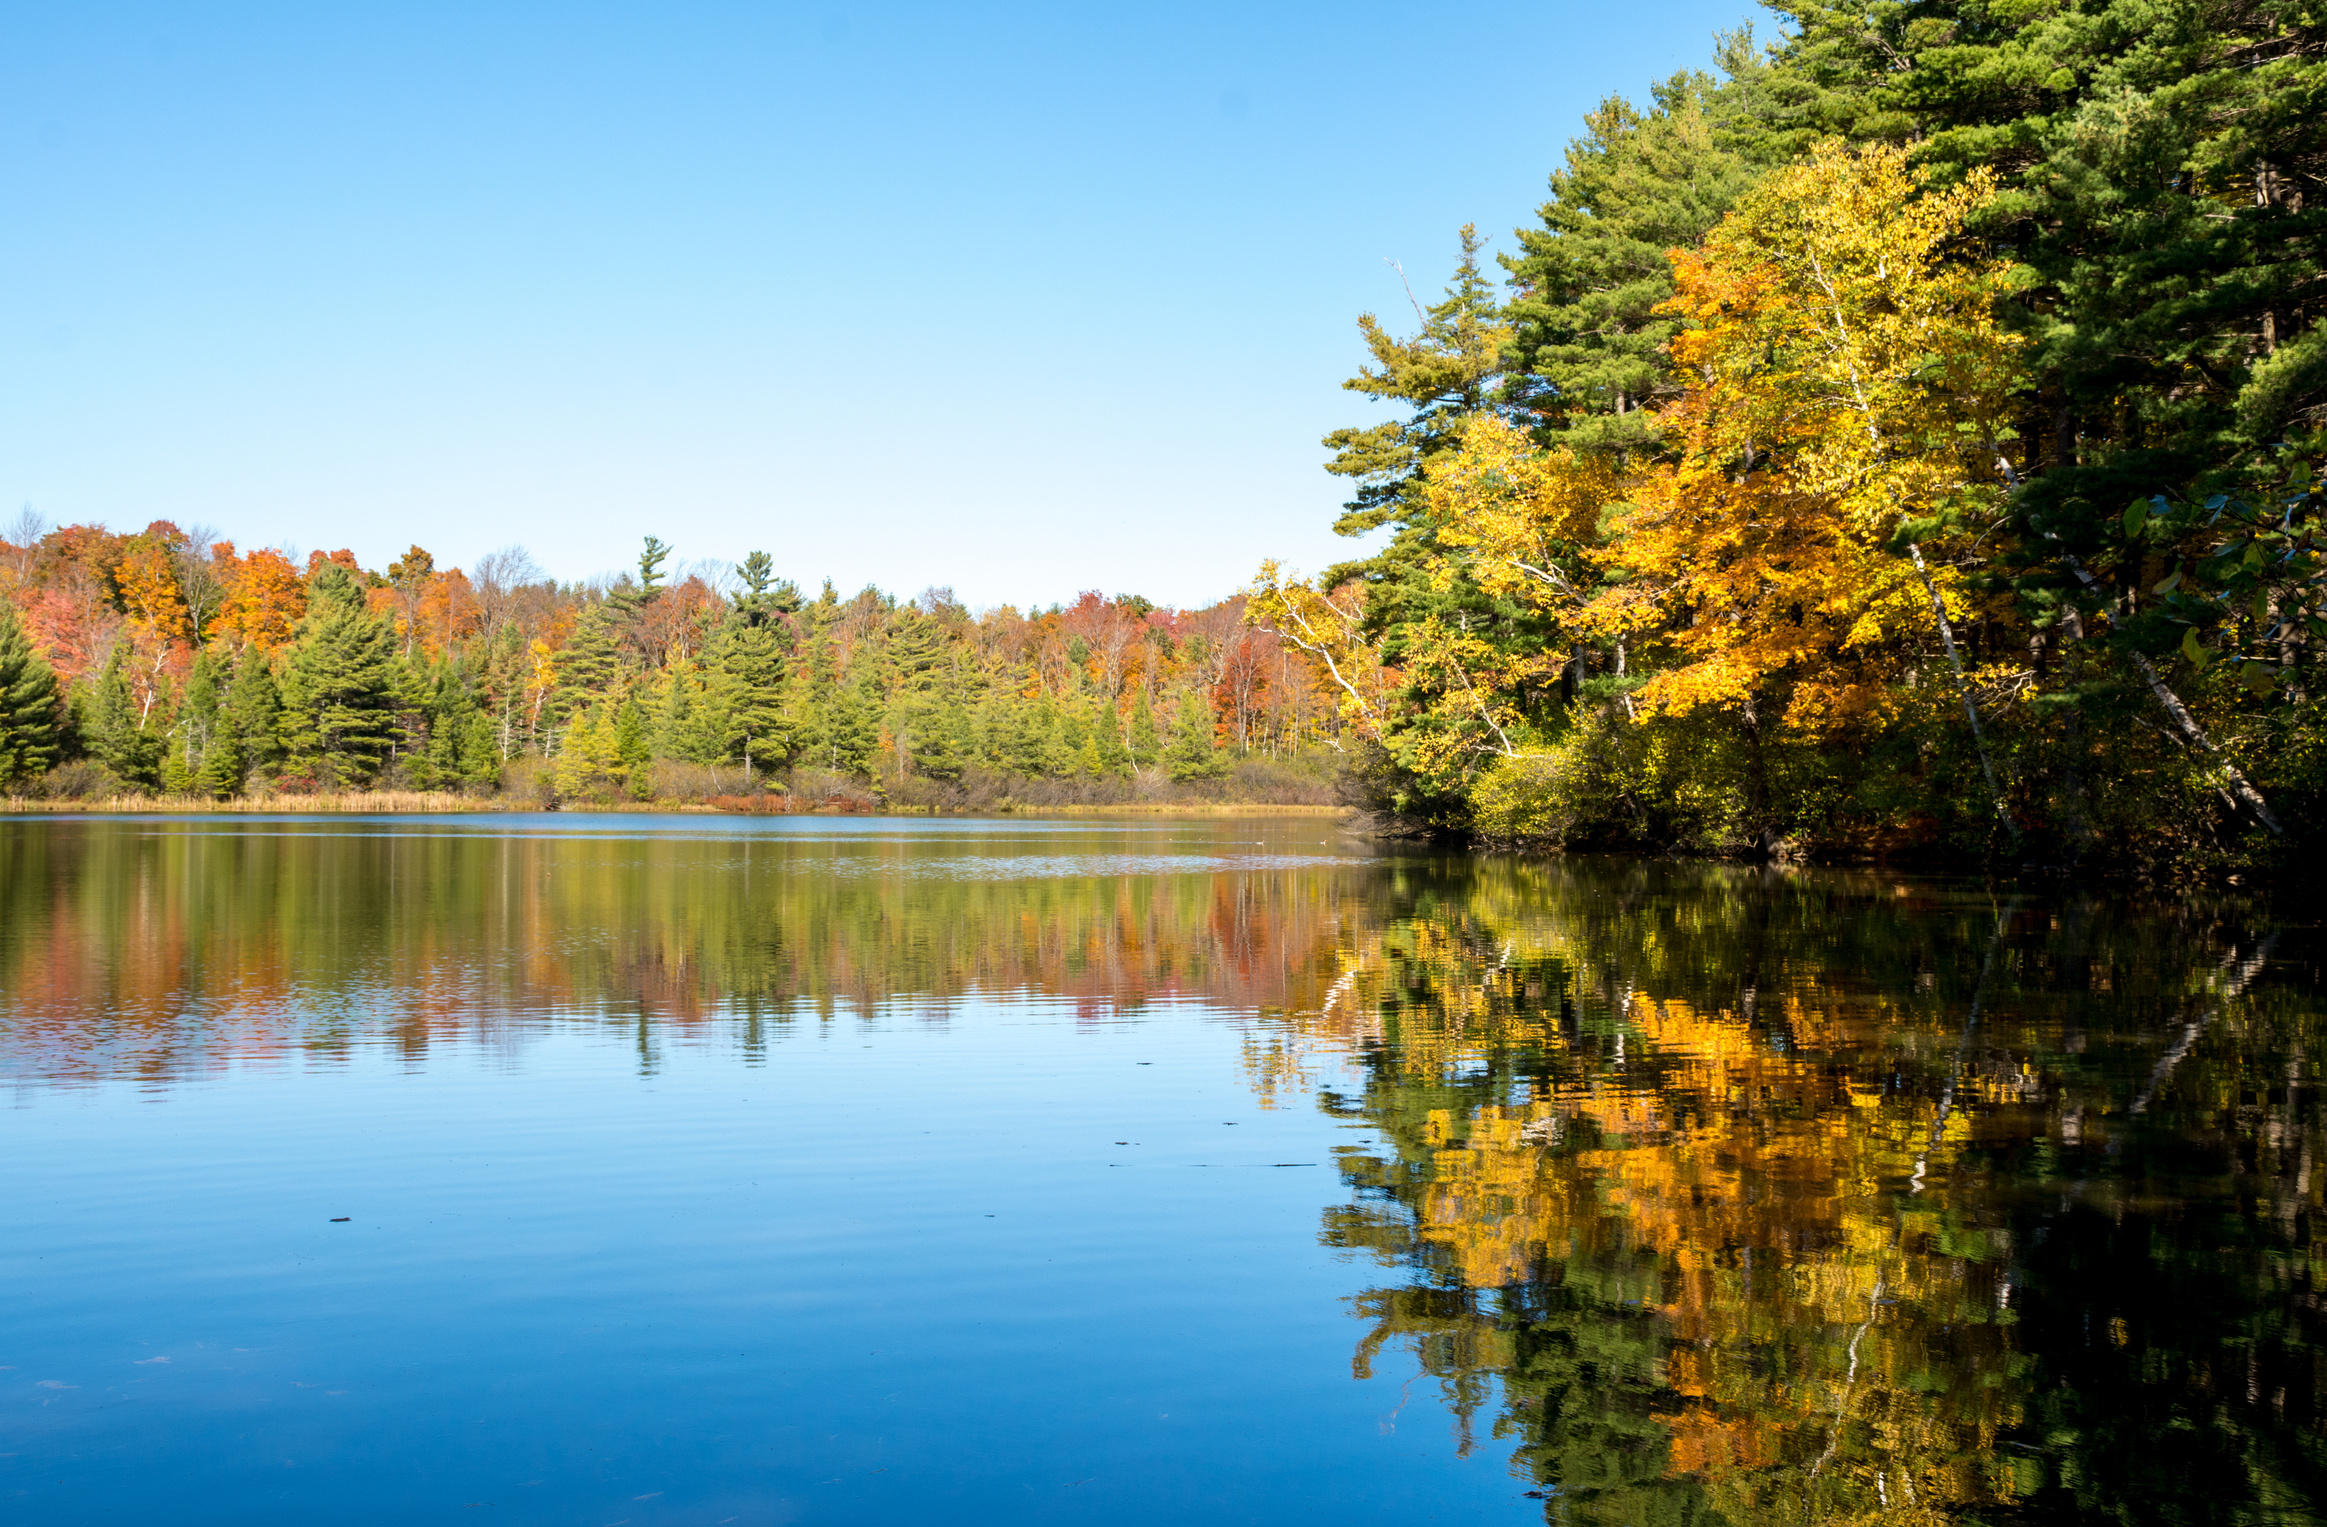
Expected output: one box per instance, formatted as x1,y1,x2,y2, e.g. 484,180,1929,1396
1907,541,2018,844
2128,650,2283,835
2046,541,2283,837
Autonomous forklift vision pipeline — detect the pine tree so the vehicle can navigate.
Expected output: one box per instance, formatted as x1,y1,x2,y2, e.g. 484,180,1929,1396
457,706,500,789
194,736,240,799
656,658,730,765
410,666,493,791
1166,690,1227,782
168,649,224,792
1094,702,1130,776
554,702,625,799
824,674,879,775
0,600,63,786
1502,66,1765,452
709,614,788,776
550,605,623,730
1128,700,1161,768
160,740,195,793
1044,698,1083,778
220,650,283,788
278,566,400,787
481,622,528,761
908,693,971,781
86,641,163,789
615,694,652,798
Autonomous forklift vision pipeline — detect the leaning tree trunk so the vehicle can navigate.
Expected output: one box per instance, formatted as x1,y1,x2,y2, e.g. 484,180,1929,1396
1907,542,2019,845
2049,544,2283,838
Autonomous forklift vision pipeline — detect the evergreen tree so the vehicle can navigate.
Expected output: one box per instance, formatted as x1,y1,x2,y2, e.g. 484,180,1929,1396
615,694,652,798
554,702,624,799
1046,699,1084,778
708,614,788,776
481,622,528,761
551,605,623,728
0,600,63,786
458,706,500,789
888,607,947,693
219,649,283,788
160,737,195,794
194,734,240,799
1502,64,1766,452
1321,226,1511,558
824,673,879,775
1093,702,1130,776
911,693,972,781
731,550,802,625
1165,689,1227,782
86,641,163,789
161,650,223,790
278,566,400,787
411,666,498,791
1128,699,1161,768
609,536,671,619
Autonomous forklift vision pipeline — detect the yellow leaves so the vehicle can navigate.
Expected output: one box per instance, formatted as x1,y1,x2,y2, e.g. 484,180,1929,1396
1682,141,2020,541
1422,416,1616,610
114,540,192,650
1410,141,2024,740
527,639,556,692
1240,561,1395,743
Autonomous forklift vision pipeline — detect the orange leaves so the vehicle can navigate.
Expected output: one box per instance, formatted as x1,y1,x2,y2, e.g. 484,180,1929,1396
114,538,192,651
1609,145,2018,728
209,548,309,653
1418,142,2022,738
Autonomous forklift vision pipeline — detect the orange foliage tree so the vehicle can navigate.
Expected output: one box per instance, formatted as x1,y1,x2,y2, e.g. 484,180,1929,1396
209,547,311,653
1410,142,2023,821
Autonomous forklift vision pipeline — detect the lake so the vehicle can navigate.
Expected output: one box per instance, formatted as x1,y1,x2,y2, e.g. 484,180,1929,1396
2,814,2319,1524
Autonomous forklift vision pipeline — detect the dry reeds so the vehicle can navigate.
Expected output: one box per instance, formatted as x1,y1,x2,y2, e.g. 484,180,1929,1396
0,791,503,814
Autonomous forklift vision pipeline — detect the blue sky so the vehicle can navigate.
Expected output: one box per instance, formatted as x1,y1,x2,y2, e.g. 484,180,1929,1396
3,1,1760,607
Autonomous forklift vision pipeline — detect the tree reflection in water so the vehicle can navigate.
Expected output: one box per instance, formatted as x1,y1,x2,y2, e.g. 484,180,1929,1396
2,821,2319,1522
1284,859,2323,1526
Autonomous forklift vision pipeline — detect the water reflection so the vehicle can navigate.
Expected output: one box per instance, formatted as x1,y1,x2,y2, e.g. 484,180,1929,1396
0,815,1364,1083
1292,860,2322,1525
1,819,2319,1523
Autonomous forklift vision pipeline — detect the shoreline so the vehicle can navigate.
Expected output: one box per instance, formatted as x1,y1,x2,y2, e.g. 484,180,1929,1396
0,793,1354,820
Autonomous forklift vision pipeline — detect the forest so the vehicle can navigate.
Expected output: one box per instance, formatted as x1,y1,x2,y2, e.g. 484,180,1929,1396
2,0,2321,872
1248,0,2324,874
0,526,1338,813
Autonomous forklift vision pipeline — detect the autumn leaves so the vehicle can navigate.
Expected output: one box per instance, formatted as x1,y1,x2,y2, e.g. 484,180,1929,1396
1256,144,2029,837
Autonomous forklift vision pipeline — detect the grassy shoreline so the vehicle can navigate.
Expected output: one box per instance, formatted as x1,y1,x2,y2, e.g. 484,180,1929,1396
0,792,1354,819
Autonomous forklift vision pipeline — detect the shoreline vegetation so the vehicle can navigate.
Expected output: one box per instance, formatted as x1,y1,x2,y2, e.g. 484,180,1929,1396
2,4,2321,878
0,794,1355,818
1239,13,2324,880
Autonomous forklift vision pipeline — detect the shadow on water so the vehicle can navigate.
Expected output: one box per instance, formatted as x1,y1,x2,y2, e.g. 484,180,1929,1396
1,816,2321,1523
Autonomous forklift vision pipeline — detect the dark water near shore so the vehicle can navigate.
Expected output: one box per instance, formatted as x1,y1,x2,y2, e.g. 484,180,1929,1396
2,815,2322,1525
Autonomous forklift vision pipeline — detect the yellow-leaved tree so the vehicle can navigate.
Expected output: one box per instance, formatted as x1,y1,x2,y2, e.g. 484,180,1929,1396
1425,141,2025,835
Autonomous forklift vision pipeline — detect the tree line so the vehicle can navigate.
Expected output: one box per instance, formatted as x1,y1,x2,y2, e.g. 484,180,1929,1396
0,521,1345,804
1250,0,2323,872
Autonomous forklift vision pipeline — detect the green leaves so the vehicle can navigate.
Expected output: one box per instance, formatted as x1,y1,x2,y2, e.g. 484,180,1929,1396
0,600,63,787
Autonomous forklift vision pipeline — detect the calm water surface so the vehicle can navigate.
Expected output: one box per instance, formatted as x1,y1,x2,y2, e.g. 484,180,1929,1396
2,815,2321,1524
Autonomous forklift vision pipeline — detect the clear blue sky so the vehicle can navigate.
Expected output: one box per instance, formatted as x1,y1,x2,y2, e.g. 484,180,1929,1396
4,1,1760,608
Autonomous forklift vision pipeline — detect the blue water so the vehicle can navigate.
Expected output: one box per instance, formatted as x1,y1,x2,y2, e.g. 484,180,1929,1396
2,816,1518,1525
